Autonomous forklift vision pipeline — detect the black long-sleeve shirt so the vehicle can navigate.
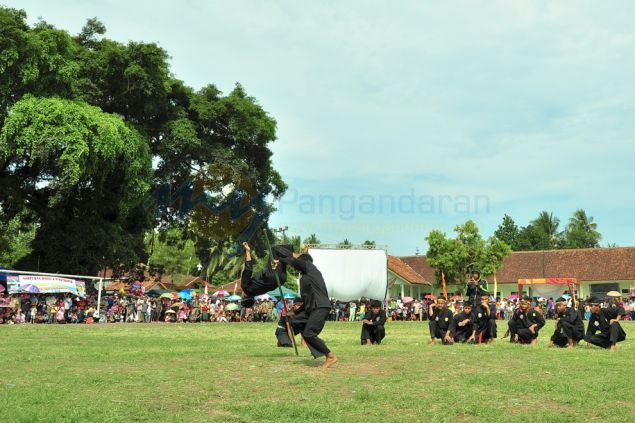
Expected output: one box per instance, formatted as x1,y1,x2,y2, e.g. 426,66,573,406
280,257,331,311
511,307,545,331
556,307,584,335
363,310,387,327
586,306,626,338
429,306,454,331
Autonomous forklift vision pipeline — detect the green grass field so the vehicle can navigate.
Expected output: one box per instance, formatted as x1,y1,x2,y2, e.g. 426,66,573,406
1,320,633,423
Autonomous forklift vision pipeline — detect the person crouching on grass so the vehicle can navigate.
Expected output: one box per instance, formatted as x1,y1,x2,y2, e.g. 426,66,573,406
584,296,626,352
361,300,387,345
474,293,497,344
428,296,453,345
548,296,584,348
507,295,545,345
450,301,476,344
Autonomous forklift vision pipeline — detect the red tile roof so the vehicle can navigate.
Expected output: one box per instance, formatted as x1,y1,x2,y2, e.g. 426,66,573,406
399,255,437,283
399,247,635,284
495,247,635,283
388,255,431,285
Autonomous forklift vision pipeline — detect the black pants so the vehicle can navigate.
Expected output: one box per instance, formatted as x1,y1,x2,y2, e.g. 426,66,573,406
292,307,331,358
276,316,293,347
452,330,473,343
429,321,451,344
551,321,584,347
585,323,626,348
476,320,497,343
361,324,385,344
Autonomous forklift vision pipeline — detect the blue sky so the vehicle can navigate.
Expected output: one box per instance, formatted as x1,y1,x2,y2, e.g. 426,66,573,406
6,0,635,255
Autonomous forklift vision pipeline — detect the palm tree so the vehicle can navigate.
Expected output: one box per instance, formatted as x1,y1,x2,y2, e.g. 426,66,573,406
338,238,352,249
531,211,561,248
362,240,376,249
564,209,601,248
303,233,321,246
206,239,248,285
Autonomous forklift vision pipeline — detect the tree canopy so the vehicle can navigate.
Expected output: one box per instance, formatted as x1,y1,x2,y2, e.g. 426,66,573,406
493,209,603,251
0,6,287,276
425,220,511,288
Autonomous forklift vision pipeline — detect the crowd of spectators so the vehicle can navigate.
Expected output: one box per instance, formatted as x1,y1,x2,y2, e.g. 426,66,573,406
1,290,633,325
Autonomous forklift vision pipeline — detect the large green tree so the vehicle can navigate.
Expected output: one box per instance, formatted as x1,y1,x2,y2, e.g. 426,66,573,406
0,7,287,277
425,220,511,289
0,96,152,274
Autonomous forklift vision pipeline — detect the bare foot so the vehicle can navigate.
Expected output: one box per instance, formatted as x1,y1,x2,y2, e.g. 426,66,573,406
365,340,372,346
322,354,338,368
609,344,616,352
430,339,437,345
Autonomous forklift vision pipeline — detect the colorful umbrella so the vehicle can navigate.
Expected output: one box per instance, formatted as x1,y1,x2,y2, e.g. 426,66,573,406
255,293,274,301
159,293,174,299
225,303,240,311
424,294,436,300
606,291,621,297
213,290,230,297
178,290,192,300
401,296,414,304
227,294,242,302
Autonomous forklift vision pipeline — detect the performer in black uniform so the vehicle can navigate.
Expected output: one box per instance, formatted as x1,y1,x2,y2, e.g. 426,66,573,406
240,242,292,308
428,296,454,344
465,268,489,305
361,300,387,345
549,297,584,348
474,293,497,344
450,301,476,343
280,249,338,368
584,296,626,352
507,295,545,345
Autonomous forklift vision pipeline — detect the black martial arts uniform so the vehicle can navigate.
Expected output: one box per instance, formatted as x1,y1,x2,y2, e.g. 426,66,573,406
473,301,497,344
450,310,475,343
428,306,454,344
584,305,627,348
465,273,488,305
361,309,387,345
241,245,292,307
275,315,293,347
508,306,545,344
550,306,585,347
280,255,333,359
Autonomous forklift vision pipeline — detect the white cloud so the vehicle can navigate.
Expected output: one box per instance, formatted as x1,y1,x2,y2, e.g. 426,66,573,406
7,0,635,253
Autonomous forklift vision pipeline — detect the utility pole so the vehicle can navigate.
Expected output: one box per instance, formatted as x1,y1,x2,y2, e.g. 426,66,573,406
272,226,289,240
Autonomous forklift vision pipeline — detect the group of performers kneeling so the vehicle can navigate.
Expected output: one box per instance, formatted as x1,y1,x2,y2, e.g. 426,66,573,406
426,293,627,351
240,243,626,368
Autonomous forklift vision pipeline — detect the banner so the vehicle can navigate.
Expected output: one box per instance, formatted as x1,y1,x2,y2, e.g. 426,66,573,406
309,248,387,301
8,275,79,295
